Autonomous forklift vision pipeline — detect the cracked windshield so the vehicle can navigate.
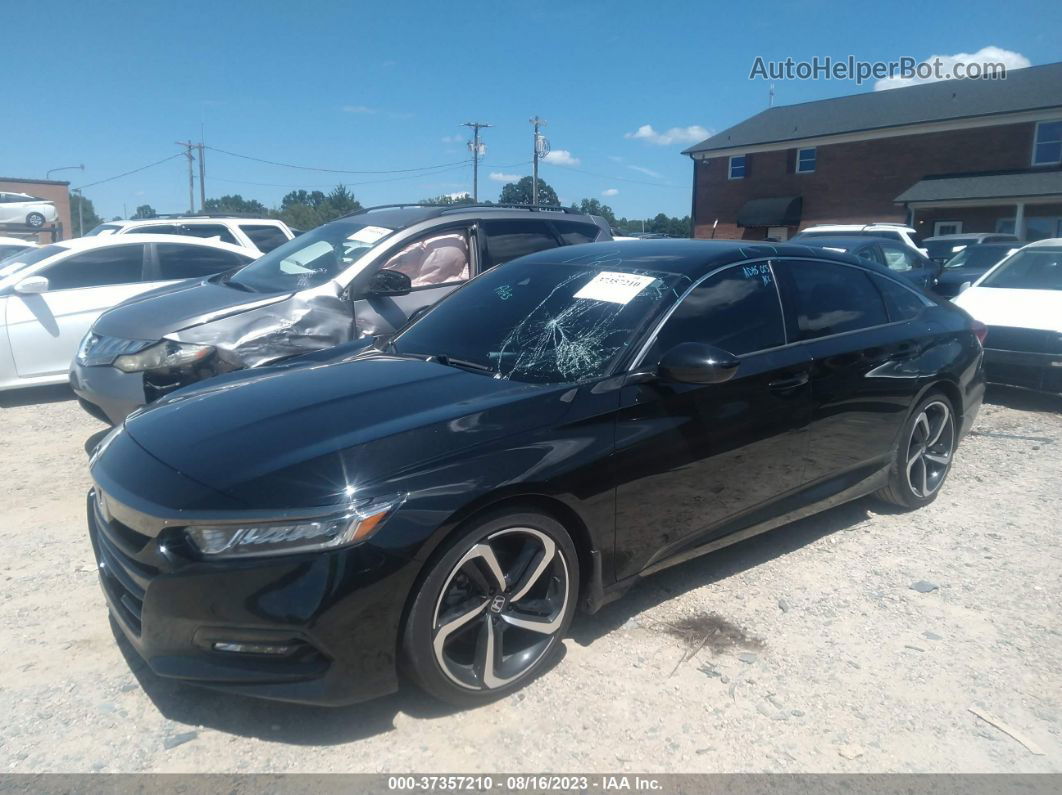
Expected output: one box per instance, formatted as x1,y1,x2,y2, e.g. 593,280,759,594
393,256,688,383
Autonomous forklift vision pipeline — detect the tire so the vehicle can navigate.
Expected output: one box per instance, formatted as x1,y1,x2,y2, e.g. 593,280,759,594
877,390,957,509
26,212,45,228
401,509,579,707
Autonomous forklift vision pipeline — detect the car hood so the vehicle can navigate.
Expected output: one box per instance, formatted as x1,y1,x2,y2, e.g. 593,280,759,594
122,354,571,508
92,277,292,340
953,287,1062,333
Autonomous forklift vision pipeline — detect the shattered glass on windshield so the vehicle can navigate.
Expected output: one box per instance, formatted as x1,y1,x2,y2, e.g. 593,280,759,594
394,256,689,384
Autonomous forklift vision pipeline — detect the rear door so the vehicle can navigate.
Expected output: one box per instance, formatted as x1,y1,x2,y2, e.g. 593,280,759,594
351,224,475,337
612,260,814,579
477,219,561,271
774,258,927,486
7,243,151,378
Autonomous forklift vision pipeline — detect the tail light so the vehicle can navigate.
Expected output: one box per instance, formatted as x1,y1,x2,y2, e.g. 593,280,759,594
971,320,988,346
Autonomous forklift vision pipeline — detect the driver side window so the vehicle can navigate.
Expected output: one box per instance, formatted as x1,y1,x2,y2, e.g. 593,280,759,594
881,243,916,272
643,262,786,363
380,229,470,288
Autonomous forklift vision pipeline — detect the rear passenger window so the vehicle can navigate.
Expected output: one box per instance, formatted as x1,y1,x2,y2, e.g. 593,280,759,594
41,244,145,290
177,224,240,246
872,274,927,322
785,260,888,340
645,263,785,360
480,220,558,269
553,221,601,245
880,243,917,272
855,245,884,266
239,224,289,252
156,243,247,280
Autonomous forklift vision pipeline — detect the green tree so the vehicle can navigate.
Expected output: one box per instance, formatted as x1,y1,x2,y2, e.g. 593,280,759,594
498,176,559,207
70,193,103,236
419,193,474,206
132,204,157,219
274,185,362,230
202,194,268,215
570,198,616,225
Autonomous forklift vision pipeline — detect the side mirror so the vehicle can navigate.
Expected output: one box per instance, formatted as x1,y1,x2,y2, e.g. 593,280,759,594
657,342,740,385
14,275,49,295
366,269,412,297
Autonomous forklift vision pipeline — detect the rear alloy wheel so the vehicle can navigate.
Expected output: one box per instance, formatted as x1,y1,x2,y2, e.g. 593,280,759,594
26,212,45,228
878,393,956,509
403,511,578,706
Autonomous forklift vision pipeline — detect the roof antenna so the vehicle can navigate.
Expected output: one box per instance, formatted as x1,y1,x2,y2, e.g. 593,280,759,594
769,82,775,108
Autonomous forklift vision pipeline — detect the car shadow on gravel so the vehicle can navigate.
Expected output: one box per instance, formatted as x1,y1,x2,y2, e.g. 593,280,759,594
570,497,875,647
0,383,75,408
108,616,566,745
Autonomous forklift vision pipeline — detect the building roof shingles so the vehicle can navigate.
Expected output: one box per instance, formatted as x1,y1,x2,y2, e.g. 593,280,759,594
683,62,1062,154
894,169,1062,203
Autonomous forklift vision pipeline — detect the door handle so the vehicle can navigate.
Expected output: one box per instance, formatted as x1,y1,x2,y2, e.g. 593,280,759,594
768,372,810,391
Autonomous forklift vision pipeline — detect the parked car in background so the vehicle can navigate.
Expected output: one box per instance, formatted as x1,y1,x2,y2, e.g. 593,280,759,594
85,215,295,255
933,242,1021,298
0,235,256,392
71,204,612,423
796,235,939,290
0,192,58,229
953,238,1062,395
923,232,1019,266
86,239,984,707
0,236,36,261
793,223,926,254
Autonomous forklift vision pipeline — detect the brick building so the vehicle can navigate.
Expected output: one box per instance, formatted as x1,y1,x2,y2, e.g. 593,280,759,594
683,61,1062,242
0,177,73,242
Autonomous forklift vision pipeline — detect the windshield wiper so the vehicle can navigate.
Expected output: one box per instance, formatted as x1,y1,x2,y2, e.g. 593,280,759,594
429,355,495,374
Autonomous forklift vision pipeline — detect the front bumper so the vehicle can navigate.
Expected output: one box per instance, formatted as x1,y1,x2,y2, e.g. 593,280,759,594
70,362,148,425
983,348,1062,395
87,488,413,705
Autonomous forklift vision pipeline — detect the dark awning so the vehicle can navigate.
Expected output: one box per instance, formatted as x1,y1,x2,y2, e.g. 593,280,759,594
736,196,802,227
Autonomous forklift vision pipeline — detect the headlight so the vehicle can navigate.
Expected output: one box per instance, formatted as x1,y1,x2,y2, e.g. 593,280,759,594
113,340,214,373
183,493,406,558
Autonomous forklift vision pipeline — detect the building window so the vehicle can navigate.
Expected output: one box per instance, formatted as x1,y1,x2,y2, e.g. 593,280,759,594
728,155,746,180
796,147,816,173
1032,120,1062,166
933,221,963,236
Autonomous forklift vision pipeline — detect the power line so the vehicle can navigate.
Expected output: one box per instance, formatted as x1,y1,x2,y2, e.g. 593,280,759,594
205,146,473,175
207,160,533,190
74,153,184,190
543,163,687,190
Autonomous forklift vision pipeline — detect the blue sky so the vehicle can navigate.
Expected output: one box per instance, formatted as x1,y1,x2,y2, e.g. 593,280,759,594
5,0,1061,221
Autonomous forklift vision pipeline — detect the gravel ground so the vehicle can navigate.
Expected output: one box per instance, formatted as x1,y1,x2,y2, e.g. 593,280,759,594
1,384,1060,774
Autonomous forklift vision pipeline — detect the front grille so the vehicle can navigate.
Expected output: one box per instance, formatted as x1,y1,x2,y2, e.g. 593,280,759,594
984,326,1062,355
89,492,157,636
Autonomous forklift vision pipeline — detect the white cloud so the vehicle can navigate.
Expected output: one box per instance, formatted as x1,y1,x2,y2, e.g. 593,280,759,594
446,192,471,201
625,124,711,146
628,165,663,179
342,104,378,114
601,188,619,197
489,171,521,182
874,46,1031,91
441,134,464,144
542,149,580,166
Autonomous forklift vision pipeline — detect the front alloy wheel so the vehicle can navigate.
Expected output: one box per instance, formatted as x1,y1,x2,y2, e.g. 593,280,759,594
403,511,578,705
878,392,957,509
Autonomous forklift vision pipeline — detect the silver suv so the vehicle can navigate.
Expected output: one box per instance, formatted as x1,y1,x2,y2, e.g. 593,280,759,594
71,204,612,423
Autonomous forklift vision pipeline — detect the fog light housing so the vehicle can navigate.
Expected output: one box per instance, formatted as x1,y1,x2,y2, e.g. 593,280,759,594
212,641,299,656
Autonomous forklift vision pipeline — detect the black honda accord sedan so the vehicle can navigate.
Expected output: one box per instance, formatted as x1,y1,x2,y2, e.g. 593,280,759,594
87,240,985,706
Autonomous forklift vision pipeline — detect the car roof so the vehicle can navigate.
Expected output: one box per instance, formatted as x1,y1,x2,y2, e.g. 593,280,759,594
1020,237,1062,249
110,216,283,226
924,232,1013,241
794,235,877,249
49,234,255,255
801,223,915,232
0,236,36,246
333,204,602,231
513,238,894,279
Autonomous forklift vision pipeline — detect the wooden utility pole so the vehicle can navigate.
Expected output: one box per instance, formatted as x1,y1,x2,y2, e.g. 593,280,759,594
176,141,196,213
196,143,206,210
530,116,547,205
462,122,491,202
